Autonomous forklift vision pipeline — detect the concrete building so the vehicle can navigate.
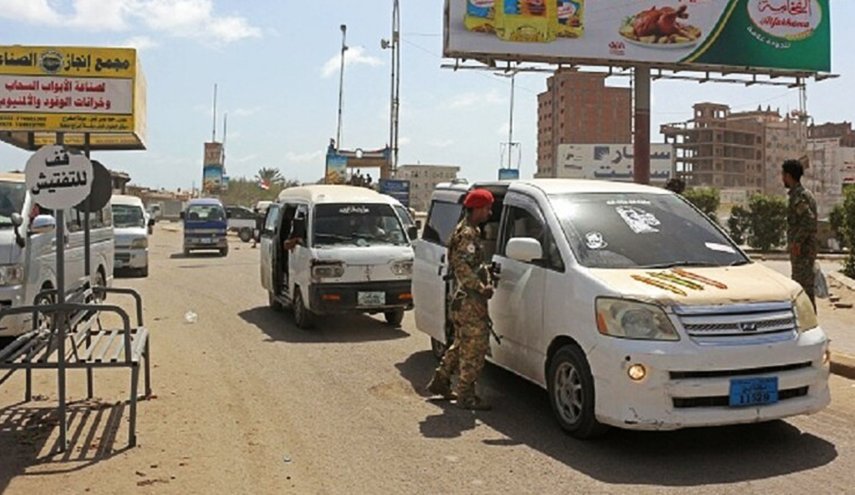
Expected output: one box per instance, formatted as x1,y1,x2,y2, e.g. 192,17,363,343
805,122,855,217
395,164,459,212
536,70,632,178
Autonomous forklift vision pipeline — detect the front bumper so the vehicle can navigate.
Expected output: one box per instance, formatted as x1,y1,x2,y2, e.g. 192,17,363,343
184,235,228,250
589,327,831,430
0,285,29,337
309,280,413,314
115,248,148,269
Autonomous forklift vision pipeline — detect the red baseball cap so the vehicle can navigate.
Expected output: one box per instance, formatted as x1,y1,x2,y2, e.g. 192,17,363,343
463,189,494,209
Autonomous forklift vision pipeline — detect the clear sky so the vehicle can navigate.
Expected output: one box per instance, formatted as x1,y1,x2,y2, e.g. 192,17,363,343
0,0,851,189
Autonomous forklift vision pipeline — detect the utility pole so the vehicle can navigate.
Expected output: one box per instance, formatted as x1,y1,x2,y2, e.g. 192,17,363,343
211,83,218,142
382,0,401,178
336,25,348,151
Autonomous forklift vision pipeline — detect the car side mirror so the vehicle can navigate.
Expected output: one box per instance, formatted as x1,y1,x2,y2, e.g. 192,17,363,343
148,218,156,227
30,214,57,235
407,225,419,240
11,213,23,227
179,211,185,220
506,237,543,263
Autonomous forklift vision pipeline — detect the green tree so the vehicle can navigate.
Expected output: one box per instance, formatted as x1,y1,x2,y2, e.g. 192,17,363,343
747,194,787,251
682,187,720,222
829,203,845,243
219,176,300,207
842,189,855,278
727,204,751,245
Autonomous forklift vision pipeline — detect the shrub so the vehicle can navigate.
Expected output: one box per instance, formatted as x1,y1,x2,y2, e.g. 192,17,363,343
747,194,787,251
683,187,720,222
727,205,751,245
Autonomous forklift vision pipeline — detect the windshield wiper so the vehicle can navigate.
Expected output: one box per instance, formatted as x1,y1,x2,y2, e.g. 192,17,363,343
640,261,721,269
729,259,751,266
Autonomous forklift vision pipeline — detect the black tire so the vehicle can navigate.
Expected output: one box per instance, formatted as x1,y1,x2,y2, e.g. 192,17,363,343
292,289,313,329
546,345,608,439
268,291,283,311
239,228,253,243
384,309,405,326
139,266,149,277
183,248,191,257
430,337,447,360
93,268,107,303
220,247,229,257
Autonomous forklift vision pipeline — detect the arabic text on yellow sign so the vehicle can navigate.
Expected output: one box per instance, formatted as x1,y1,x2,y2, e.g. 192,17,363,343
0,46,136,78
0,113,134,132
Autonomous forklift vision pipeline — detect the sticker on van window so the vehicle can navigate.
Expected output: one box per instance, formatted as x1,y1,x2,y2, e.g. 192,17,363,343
616,206,660,234
585,232,607,250
607,199,651,206
339,206,370,215
705,242,737,254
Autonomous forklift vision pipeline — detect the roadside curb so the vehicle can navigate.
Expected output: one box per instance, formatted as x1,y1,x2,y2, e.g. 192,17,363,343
828,271,855,293
831,351,855,380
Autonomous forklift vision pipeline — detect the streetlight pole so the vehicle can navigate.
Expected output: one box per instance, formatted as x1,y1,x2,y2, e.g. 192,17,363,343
336,24,348,151
508,73,515,171
382,0,401,178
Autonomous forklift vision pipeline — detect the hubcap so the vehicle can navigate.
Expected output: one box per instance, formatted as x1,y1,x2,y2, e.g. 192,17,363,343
554,362,584,425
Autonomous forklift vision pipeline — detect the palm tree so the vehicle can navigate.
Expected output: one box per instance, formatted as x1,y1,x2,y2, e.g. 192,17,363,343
255,167,284,186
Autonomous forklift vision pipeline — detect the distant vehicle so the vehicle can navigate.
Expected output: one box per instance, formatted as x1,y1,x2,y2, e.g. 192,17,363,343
260,185,417,328
146,203,162,220
181,198,228,256
225,205,257,242
111,194,152,277
0,172,113,340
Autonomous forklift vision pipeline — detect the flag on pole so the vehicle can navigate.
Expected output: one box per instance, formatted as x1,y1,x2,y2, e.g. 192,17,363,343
258,180,270,190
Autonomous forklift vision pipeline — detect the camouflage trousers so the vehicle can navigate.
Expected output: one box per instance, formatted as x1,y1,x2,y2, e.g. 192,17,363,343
436,297,490,400
791,256,816,310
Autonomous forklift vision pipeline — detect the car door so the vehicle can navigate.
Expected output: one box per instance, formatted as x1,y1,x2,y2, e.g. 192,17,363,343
489,194,554,382
412,193,463,344
259,203,281,292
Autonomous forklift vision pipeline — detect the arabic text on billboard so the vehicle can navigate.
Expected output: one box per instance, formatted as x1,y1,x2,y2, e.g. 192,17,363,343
557,143,673,182
446,0,830,73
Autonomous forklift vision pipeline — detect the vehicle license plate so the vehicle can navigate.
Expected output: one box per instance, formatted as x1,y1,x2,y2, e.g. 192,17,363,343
357,291,385,306
729,377,779,407
200,238,213,244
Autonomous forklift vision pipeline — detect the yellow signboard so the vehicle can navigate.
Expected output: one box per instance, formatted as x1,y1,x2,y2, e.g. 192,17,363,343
0,45,146,150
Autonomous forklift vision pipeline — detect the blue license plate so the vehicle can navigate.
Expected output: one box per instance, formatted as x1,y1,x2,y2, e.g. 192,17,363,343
729,377,779,407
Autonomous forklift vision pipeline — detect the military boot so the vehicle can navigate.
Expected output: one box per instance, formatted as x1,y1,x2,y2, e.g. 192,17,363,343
456,395,492,411
426,371,456,400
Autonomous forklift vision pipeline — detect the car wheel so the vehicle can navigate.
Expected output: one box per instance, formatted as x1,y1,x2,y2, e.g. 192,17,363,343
268,291,283,311
292,289,313,329
93,268,107,303
239,228,253,243
220,247,229,257
183,248,191,257
547,344,608,439
384,309,405,326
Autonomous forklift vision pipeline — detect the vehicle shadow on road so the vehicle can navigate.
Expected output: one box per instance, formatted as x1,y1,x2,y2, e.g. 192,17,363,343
0,399,132,492
396,351,838,487
238,307,409,344
168,252,223,260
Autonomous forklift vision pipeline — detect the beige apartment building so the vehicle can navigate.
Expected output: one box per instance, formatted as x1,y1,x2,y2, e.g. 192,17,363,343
395,164,459,212
536,69,632,178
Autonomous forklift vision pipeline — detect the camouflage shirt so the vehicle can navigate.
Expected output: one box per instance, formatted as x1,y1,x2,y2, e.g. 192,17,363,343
787,183,817,253
448,219,490,297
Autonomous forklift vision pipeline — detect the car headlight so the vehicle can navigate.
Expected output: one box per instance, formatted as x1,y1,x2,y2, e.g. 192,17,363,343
793,291,818,333
390,259,413,276
595,298,680,341
0,264,24,286
311,261,345,279
131,238,148,249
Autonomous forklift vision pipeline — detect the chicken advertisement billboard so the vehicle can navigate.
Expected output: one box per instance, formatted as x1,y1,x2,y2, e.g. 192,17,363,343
445,0,830,73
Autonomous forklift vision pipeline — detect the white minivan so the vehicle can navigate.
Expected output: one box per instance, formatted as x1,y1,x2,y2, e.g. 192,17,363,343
413,179,829,438
111,194,151,277
0,172,114,340
260,185,416,328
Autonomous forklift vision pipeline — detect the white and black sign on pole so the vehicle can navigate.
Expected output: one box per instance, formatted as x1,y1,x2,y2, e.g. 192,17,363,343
25,145,94,210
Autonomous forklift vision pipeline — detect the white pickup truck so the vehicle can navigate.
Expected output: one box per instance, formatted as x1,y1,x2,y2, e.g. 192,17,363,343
225,205,258,242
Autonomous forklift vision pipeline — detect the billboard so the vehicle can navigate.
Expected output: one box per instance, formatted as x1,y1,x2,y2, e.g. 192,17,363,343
379,179,411,206
0,45,146,150
498,168,520,180
557,143,673,183
202,142,224,194
325,153,348,185
445,0,830,73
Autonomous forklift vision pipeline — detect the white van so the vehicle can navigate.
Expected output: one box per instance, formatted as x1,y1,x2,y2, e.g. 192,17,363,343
111,194,151,277
0,173,114,339
413,179,829,438
260,185,416,328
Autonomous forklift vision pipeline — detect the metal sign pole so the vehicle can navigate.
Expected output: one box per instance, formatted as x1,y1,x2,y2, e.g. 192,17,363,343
55,132,68,451
84,133,91,279
633,66,651,185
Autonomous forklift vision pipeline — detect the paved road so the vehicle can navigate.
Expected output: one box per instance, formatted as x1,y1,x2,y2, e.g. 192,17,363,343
0,225,853,494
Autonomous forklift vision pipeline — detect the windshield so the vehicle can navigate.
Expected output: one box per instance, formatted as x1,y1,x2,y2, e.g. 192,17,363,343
313,203,408,247
112,204,145,228
186,204,226,222
550,192,748,269
0,181,25,227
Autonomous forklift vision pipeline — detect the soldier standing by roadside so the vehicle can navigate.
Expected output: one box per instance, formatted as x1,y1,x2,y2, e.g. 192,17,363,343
426,189,495,411
783,158,818,310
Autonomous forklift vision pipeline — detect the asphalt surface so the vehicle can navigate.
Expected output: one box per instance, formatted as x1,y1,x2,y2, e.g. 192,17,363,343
0,224,853,494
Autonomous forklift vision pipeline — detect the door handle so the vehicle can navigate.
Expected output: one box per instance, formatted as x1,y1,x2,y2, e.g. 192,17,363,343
437,265,444,277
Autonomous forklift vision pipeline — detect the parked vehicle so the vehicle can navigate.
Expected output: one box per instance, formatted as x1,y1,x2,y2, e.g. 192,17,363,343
260,185,417,328
0,172,114,340
181,198,228,256
225,205,257,243
413,179,830,438
111,194,153,277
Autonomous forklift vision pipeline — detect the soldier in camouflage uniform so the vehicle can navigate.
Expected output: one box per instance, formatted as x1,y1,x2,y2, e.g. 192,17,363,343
426,189,495,410
783,159,818,310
